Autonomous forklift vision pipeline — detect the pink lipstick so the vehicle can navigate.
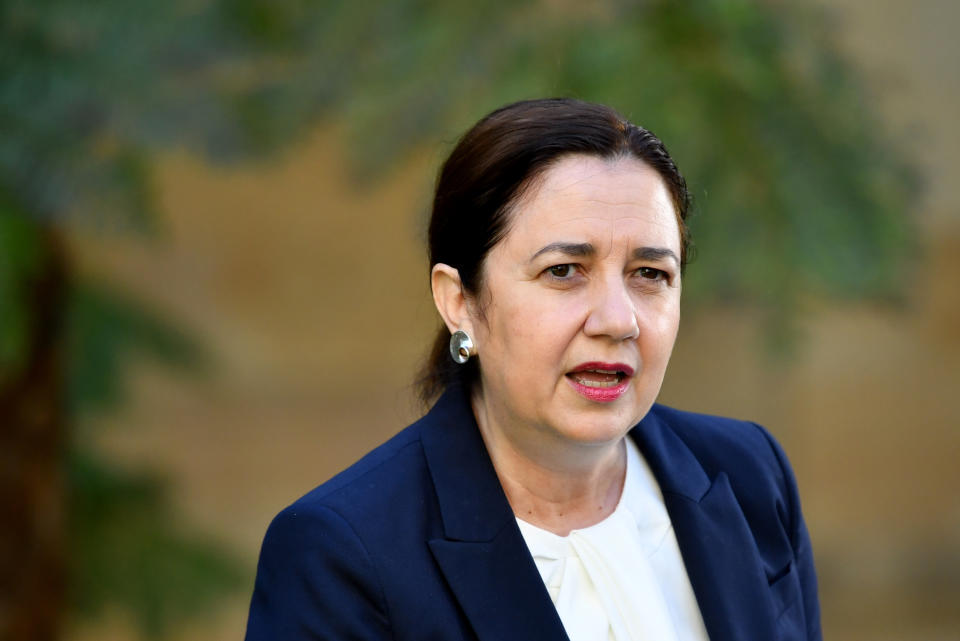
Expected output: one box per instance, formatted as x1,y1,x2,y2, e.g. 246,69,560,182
565,362,634,403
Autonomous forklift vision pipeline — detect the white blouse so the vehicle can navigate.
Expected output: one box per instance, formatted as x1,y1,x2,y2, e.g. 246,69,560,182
516,438,710,641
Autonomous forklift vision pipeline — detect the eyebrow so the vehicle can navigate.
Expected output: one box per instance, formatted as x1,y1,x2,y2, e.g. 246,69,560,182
633,246,680,266
530,242,595,262
530,242,680,266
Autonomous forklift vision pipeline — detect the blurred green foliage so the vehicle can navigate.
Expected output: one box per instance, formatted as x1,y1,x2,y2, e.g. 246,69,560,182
0,0,916,637
69,451,242,639
204,0,918,340
0,195,45,384
250,0,916,339
65,283,206,419
65,283,229,639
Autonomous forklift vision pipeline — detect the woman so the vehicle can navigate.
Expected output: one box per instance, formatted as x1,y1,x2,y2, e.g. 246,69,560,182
245,98,821,641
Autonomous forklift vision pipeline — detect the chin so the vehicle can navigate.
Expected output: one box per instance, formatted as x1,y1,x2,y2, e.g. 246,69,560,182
552,411,637,445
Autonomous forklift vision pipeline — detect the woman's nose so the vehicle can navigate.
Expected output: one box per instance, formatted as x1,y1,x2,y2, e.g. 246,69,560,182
583,276,640,341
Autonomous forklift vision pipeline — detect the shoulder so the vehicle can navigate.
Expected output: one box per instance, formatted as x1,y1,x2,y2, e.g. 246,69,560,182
643,404,801,546
277,413,435,531
643,405,821,639
247,415,442,639
247,393,487,639
646,403,790,487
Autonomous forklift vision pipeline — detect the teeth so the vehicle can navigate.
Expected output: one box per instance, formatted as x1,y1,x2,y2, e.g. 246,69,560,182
576,378,619,388
570,373,624,388
591,369,619,374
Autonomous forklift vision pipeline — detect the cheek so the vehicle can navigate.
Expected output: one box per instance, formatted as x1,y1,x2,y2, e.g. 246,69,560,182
633,294,680,350
488,297,577,367
645,306,680,360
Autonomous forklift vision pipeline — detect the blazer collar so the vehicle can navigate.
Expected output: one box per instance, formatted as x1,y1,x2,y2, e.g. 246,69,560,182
419,387,777,641
629,407,713,501
419,383,515,542
420,384,569,640
632,408,779,641
418,386,716,540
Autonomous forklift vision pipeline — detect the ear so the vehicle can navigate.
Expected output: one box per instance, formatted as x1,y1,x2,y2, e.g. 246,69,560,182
431,263,475,337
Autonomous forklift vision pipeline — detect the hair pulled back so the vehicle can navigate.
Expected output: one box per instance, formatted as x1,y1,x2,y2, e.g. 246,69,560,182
418,98,691,406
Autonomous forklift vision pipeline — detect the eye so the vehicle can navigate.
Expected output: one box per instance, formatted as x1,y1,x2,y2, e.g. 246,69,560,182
636,267,668,281
546,264,577,279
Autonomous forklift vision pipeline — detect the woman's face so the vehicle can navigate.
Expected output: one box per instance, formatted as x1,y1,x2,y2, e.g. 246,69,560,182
468,154,682,447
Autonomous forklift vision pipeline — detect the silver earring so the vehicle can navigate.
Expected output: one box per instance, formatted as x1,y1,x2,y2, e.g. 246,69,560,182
449,330,474,364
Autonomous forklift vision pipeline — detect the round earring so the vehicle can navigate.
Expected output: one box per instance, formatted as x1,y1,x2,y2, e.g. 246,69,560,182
449,330,475,364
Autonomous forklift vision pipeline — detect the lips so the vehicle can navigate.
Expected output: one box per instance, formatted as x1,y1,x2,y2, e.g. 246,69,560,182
565,362,634,402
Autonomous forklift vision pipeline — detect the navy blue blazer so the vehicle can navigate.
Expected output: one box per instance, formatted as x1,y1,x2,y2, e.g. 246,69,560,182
246,384,821,641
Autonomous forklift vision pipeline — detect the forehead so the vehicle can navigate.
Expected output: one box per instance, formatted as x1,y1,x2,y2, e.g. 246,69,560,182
499,154,681,255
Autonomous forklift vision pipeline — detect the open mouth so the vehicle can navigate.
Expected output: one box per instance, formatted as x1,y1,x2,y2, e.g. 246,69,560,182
565,368,629,388
565,363,633,403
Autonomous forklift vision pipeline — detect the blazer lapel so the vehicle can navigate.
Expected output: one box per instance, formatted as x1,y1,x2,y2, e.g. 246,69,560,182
419,388,779,641
631,410,778,641
420,386,569,641
429,529,569,641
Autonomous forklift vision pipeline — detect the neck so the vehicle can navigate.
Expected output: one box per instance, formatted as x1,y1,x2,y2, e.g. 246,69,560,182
471,391,628,537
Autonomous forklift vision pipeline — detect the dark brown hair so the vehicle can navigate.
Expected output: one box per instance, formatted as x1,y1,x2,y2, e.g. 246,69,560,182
418,98,691,405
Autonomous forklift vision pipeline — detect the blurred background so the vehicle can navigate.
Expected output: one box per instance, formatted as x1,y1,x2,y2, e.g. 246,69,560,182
2,0,957,639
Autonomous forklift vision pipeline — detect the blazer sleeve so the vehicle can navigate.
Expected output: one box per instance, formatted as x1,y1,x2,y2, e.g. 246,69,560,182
757,424,823,641
245,503,394,641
